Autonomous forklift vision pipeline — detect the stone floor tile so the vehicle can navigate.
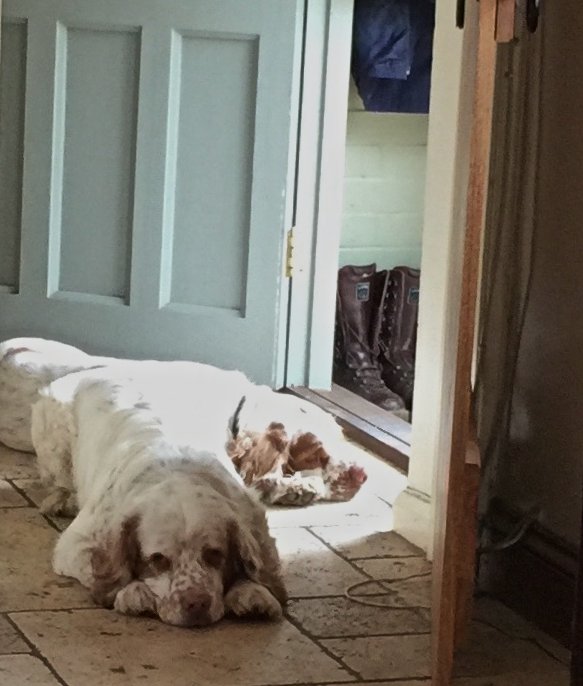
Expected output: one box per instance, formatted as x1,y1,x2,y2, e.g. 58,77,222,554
0,616,30,654
353,557,431,581
274,528,368,597
11,479,72,531
326,682,430,686
267,494,391,528
322,634,431,680
0,509,94,612
12,609,354,686
453,671,569,686
377,574,431,609
0,446,37,480
473,597,571,665
0,479,28,508
333,561,431,610
265,440,405,530
287,596,430,637
311,525,422,559
0,654,63,685
343,441,408,504
453,621,569,679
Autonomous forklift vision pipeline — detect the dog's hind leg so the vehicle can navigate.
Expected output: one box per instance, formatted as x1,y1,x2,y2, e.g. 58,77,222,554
30,395,77,517
252,468,327,507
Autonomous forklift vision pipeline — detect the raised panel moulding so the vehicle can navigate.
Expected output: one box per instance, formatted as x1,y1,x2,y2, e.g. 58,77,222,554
47,23,140,305
159,30,258,316
0,19,28,294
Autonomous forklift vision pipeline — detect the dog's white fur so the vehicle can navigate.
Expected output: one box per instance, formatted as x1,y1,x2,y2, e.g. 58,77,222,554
0,338,366,507
38,371,286,626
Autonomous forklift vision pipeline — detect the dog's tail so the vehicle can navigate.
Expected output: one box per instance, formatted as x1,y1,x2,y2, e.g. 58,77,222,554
229,395,247,438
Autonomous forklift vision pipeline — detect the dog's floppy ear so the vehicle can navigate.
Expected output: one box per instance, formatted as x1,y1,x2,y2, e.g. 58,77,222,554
227,423,290,485
90,515,142,608
228,519,287,605
288,431,331,472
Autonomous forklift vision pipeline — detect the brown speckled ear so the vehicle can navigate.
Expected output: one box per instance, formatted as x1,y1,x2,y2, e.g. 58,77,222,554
227,424,290,485
90,515,142,608
227,519,287,605
288,431,331,472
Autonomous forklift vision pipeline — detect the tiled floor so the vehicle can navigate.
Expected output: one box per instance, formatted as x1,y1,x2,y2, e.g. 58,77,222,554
0,441,571,685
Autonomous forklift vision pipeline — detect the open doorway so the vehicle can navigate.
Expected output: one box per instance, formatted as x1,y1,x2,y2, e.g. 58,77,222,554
288,0,435,474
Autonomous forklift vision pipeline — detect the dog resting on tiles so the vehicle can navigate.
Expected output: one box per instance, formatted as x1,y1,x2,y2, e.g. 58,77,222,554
0,338,367,512
36,369,287,626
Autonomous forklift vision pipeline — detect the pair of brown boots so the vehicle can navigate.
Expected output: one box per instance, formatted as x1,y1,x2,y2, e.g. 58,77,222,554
333,264,420,413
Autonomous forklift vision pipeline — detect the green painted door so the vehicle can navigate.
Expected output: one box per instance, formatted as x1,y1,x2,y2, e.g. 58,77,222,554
0,0,302,384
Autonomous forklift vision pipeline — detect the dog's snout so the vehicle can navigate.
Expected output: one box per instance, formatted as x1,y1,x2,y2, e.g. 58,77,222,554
181,590,212,624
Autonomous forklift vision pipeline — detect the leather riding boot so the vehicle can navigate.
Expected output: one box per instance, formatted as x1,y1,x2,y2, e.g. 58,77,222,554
334,264,405,412
378,266,420,409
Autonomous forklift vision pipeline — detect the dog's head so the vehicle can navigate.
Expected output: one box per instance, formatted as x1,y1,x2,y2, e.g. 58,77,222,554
90,465,284,626
226,391,344,482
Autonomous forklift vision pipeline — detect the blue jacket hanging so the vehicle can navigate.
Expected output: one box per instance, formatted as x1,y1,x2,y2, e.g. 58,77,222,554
351,0,435,114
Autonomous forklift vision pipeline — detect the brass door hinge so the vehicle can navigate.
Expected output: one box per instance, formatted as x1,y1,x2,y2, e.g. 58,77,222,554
285,227,295,278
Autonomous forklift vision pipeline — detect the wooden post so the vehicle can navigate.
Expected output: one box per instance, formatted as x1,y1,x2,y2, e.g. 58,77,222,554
431,0,498,683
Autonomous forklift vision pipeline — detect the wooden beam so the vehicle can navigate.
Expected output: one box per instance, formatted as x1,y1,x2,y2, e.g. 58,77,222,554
495,0,516,43
431,0,498,683
571,495,583,683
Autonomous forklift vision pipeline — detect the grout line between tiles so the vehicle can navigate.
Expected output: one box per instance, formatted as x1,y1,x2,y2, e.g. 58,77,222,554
3,613,70,686
272,678,430,686
7,607,98,614
6,479,67,533
349,554,422,561
302,630,432,640
282,610,363,681
5,479,40,509
305,527,392,583
473,617,570,667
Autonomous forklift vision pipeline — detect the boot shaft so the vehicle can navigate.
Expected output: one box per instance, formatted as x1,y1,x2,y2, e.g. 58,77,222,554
333,263,406,413
335,264,377,368
378,266,420,410
379,266,420,363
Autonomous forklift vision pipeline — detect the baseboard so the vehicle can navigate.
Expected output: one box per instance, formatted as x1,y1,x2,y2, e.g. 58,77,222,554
478,498,578,647
392,485,432,557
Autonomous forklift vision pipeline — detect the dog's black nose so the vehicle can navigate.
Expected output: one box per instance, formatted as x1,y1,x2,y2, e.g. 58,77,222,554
181,591,212,624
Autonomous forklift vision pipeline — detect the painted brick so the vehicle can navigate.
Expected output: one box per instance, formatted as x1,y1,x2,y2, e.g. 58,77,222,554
340,80,428,270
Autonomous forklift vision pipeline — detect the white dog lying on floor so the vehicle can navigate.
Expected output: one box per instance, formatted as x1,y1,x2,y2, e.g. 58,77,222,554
38,370,286,626
0,338,367,508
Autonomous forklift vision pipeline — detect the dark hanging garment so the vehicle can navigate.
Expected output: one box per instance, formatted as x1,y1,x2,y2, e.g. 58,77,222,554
351,0,435,114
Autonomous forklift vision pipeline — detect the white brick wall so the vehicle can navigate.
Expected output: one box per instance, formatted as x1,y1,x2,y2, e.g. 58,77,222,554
339,80,429,270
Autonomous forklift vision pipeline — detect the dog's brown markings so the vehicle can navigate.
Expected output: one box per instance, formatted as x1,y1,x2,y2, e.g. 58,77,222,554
288,432,331,472
227,427,288,486
2,347,32,361
90,514,142,607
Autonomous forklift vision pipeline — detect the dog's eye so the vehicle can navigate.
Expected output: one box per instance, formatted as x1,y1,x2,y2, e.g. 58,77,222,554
203,547,225,568
148,553,171,573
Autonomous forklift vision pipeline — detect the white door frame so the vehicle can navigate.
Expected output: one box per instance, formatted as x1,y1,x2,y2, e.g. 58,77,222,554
287,0,478,555
285,0,354,390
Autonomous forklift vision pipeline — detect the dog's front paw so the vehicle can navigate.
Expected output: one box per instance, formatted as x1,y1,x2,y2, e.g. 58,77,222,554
114,581,157,617
325,463,367,502
225,580,282,621
40,488,78,517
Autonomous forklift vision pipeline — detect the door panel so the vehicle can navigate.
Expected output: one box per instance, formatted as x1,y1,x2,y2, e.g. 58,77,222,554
0,0,302,384
0,17,26,294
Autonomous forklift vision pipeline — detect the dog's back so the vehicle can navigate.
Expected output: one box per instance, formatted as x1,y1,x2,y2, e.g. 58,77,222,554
0,338,93,451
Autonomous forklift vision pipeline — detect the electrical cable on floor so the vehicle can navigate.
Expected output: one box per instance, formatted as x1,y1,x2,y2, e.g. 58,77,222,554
344,572,431,608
